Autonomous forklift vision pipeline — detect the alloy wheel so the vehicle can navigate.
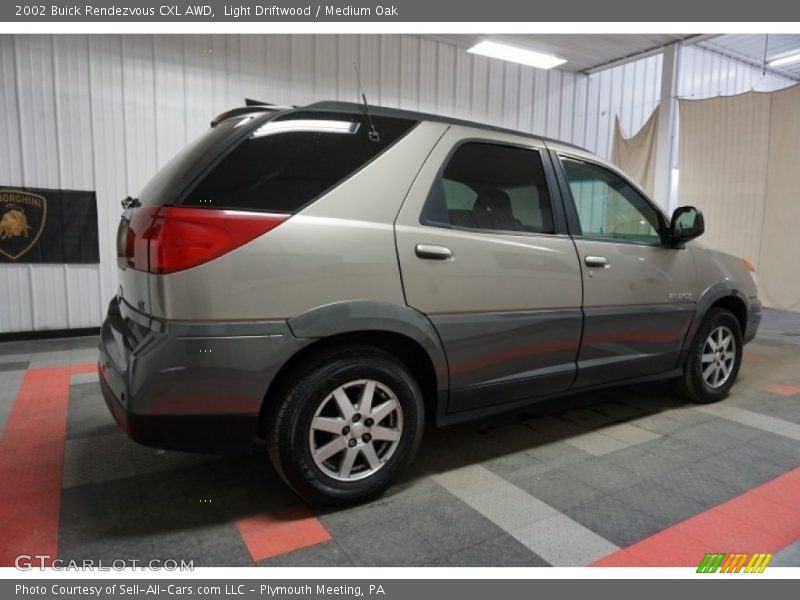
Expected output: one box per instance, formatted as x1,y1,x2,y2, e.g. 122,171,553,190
308,379,404,482
700,324,737,389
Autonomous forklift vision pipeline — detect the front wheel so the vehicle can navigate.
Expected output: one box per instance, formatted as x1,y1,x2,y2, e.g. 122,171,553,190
676,308,743,403
266,344,424,505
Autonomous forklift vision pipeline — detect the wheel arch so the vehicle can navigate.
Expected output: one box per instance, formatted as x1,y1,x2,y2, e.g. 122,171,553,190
680,283,749,363
258,301,449,432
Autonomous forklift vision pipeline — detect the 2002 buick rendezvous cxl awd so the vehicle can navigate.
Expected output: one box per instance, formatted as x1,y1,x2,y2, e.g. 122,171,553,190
100,101,761,504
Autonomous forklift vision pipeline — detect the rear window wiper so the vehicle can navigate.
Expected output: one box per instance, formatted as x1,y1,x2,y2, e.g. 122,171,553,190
121,196,141,209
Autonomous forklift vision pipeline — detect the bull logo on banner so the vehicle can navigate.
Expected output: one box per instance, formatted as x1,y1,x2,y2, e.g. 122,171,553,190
0,189,47,260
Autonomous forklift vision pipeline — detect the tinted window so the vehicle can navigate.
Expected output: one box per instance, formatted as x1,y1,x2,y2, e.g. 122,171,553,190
137,114,260,206
184,112,416,213
423,142,554,234
561,157,663,244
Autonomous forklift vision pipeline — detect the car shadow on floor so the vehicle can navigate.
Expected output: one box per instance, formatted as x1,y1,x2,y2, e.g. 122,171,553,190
62,379,694,549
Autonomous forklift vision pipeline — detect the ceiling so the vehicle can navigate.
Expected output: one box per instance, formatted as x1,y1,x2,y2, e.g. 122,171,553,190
424,34,698,73
424,34,800,81
700,34,800,81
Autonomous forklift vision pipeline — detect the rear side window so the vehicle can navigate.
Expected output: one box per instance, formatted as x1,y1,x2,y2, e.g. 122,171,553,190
184,112,416,213
422,142,555,234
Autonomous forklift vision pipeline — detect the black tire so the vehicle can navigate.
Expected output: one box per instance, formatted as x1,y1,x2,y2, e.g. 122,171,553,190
265,343,424,505
676,308,743,403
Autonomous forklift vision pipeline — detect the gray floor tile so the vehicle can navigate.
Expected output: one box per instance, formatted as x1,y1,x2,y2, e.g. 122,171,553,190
336,517,442,566
559,408,620,428
637,435,718,465
60,477,143,520
259,541,354,567
481,449,544,476
410,499,505,554
601,446,680,479
0,370,24,436
447,533,549,567
633,413,692,436
772,541,800,567
608,479,706,525
590,401,647,421
62,432,135,487
692,452,788,493
554,458,645,493
0,360,28,371
58,508,155,561
656,466,744,507
564,496,669,547
507,470,606,512
565,431,630,456
148,520,253,567
66,404,118,440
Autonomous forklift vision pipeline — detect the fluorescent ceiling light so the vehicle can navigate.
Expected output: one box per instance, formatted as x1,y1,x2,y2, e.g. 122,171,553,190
768,52,800,67
468,40,566,70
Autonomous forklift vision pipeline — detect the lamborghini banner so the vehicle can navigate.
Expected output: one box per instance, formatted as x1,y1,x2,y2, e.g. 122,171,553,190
0,187,99,264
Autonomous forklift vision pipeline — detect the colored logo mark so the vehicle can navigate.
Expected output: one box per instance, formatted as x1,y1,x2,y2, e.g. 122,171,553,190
697,552,772,573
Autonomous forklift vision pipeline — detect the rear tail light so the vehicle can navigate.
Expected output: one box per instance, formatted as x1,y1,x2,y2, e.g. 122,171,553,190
117,207,160,271
118,207,288,274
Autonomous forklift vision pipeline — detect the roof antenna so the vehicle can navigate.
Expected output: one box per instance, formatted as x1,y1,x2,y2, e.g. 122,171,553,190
353,62,380,142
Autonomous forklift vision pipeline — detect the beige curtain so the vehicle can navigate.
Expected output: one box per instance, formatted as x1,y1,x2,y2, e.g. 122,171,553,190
678,84,800,312
611,107,659,198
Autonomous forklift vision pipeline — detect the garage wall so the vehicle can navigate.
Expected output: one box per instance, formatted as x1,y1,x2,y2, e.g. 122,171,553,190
1,35,795,333
0,33,643,334
678,45,795,97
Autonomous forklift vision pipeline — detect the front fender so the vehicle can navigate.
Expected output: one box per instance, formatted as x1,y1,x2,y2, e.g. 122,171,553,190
681,282,751,355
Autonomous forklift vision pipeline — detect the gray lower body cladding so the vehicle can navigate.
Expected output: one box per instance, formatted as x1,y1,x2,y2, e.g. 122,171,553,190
744,298,762,343
98,297,310,454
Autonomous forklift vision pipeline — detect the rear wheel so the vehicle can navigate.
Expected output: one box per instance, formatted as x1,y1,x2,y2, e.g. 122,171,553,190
266,344,424,505
676,308,743,403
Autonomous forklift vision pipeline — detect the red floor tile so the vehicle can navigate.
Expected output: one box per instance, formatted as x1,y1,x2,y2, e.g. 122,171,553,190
0,366,70,567
235,505,332,562
593,467,800,568
760,383,800,397
743,352,770,364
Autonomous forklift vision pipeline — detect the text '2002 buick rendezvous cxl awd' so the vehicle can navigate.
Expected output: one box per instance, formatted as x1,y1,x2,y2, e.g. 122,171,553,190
100,101,761,504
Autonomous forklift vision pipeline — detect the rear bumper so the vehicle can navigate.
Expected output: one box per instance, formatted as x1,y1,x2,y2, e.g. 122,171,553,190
98,296,310,454
744,298,762,344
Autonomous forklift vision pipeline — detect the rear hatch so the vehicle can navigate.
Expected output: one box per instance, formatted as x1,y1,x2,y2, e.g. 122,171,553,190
116,108,279,315
116,106,418,319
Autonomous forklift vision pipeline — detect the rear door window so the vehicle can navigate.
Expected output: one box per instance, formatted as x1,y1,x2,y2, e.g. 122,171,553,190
422,142,555,234
184,112,417,213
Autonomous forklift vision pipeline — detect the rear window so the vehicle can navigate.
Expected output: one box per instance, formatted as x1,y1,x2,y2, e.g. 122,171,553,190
137,113,262,206
183,111,417,213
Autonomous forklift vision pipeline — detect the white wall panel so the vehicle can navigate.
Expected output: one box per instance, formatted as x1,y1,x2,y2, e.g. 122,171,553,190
678,45,793,98
6,35,792,333
0,33,645,333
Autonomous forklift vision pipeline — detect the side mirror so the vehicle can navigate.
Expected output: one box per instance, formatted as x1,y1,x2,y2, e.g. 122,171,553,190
670,206,704,243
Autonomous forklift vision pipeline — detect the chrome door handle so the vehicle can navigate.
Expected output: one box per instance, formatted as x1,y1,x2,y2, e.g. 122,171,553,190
415,244,453,260
584,256,609,268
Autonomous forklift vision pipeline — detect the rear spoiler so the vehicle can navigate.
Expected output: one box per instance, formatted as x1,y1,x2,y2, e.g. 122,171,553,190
210,101,296,127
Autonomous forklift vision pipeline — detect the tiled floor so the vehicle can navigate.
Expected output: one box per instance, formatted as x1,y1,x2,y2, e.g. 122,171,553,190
1,310,799,568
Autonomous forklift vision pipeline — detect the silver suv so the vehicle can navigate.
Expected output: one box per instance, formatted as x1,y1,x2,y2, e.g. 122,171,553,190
100,101,761,504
